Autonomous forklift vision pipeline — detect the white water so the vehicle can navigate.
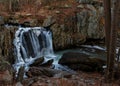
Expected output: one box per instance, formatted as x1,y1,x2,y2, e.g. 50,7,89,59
13,27,55,73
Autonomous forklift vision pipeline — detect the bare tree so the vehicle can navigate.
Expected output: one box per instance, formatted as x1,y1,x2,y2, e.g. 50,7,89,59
103,0,111,82
104,0,118,82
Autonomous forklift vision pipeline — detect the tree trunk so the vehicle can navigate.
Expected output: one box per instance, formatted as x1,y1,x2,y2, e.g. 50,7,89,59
103,0,111,82
104,0,118,82
9,0,12,12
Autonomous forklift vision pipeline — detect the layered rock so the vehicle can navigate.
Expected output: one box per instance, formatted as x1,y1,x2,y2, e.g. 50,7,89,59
0,0,105,50
0,57,13,85
43,1,105,50
0,25,17,64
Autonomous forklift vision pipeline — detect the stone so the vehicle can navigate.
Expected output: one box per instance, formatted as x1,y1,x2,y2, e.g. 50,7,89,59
0,16,4,25
43,16,56,27
59,52,106,72
30,57,44,67
0,57,13,85
0,70,12,82
15,82,23,86
55,11,61,14
17,66,25,82
40,59,54,68
77,5,84,8
58,52,90,64
26,67,60,77
54,71,73,78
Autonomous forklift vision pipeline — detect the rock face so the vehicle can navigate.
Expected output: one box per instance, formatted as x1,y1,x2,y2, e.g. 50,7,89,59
43,1,105,50
0,25,16,85
0,0,105,50
0,26,17,64
59,52,106,72
0,57,13,85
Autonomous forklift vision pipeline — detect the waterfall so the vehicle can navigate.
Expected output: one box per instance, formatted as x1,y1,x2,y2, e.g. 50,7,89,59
13,27,55,72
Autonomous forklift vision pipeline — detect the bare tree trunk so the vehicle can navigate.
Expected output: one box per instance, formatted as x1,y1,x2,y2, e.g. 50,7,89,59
108,0,118,81
103,0,111,82
104,0,118,82
9,0,12,12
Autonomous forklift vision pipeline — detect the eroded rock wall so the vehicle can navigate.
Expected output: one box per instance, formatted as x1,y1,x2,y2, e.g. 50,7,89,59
0,0,105,51
43,1,105,50
0,25,17,64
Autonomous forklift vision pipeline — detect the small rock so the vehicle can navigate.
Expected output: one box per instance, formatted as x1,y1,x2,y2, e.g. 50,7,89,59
15,82,23,86
46,80,50,83
54,72,72,78
43,16,56,27
30,57,44,67
0,70,12,82
40,59,53,67
55,11,61,14
26,67,58,77
77,5,84,8
0,16,4,25
64,4,71,8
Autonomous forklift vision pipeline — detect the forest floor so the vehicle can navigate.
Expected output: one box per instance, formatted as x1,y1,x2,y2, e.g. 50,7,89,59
20,71,120,86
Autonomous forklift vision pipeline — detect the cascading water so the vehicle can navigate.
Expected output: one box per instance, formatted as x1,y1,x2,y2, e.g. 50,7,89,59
13,27,55,73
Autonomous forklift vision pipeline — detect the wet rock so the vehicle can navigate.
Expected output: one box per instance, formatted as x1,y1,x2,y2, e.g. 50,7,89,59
17,66,25,82
59,52,106,72
30,57,44,67
40,59,54,68
67,64,93,71
59,52,90,64
26,67,60,77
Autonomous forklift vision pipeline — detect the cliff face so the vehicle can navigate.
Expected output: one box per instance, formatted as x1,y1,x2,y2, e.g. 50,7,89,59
43,1,104,50
0,0,105,52
0,25,15,85
0,25,17,64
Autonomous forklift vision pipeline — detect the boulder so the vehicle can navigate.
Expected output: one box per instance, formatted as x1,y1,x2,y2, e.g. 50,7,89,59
59,52,106,72
26,67,73,78
58,52,90,64
26,67,59,77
